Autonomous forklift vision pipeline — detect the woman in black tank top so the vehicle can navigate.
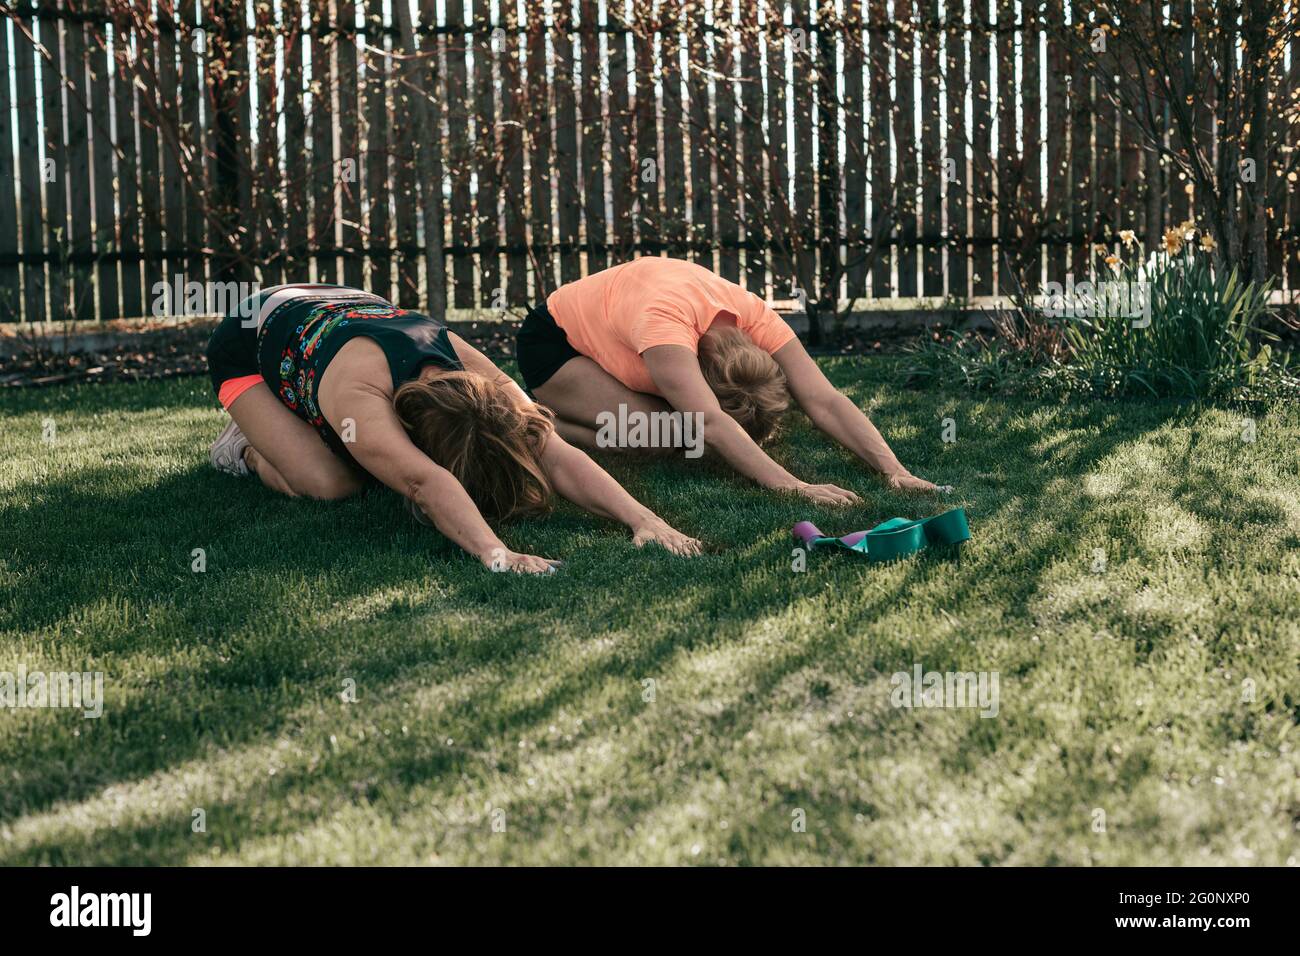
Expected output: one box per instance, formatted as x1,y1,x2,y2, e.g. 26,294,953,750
205,285,701,572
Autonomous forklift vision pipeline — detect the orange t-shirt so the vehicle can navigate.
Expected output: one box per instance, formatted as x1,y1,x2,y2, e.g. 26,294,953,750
545,257,796,395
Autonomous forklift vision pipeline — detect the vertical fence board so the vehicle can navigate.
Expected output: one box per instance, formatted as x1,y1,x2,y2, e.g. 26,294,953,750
1168,0,1191,227
88,16,118,319
16,7,47,321
994,0,1013,295
179,2,206,284
135,15,162,314
894,1,916,297
843,1,865,298
501,4,528,300
1095,22,1117,251
868,0,892,296
64,13,93,318
969,0,991,295
1284,31,1294,290
607,7,634,265
417,0,446,317
157,5,184,298
284,1,309,282
815,0,836,303
919,0,941,295
1140,18,1163,256
1194,0,1213,235
1068,37,1092,277
41,6,68,320
525,3,554,294
579,0,607,274
1043,0,1066,281
791,0,814,291
660,0,687,258
362,0,390,299
1022,0,1041,291
739,0,765,293
633,4,660,257
687,2,712,268
112,20,140,314
553,2,582,278
1266,44,1282,279
254,0,283,286
311,3,337,284
235,2,254,280
1117,60,1142,243
180,0,206,286
765,0,792,294
714,0,739,282
338,1,363,287
472,0,495,300
443,0,471,303
0,15,21,319
392,2,420,305
1265,10,1285,282
944,0,967,298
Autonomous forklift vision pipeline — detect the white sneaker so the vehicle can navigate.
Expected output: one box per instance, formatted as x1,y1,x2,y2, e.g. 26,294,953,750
210,418,250,477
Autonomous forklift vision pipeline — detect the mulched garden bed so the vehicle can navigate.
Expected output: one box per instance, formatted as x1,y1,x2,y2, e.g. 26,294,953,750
1,320,920,389
0,321,521,389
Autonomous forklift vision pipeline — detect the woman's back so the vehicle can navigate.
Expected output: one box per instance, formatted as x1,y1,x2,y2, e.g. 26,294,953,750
254,287,462,457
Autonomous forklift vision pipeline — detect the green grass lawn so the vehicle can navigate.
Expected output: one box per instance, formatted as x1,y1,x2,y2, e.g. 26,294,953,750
1,357,1297,865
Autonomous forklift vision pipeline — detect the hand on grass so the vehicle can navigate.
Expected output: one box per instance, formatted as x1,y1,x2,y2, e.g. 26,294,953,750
885,472,950,494
793,482,862,507
631,515,703,557
482,548,561,575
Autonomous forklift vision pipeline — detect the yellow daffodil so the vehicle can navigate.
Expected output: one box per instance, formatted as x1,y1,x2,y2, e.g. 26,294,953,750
1199,233,1217,252
1118,230,1137,248
1162,227,1185,255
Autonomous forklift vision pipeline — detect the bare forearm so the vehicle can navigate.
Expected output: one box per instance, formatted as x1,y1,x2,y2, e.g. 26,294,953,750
545,440,654,527
703,411,802,489
811,393,907,476
322,375,542,567
405,467,503,560
348,439,501,558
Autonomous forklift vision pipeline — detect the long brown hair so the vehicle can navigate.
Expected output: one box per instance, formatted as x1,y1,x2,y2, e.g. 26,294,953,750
394,370,555,522
698,326,790,444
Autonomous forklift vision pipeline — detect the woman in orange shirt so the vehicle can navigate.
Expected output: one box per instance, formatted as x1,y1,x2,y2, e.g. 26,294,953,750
515,257,944,506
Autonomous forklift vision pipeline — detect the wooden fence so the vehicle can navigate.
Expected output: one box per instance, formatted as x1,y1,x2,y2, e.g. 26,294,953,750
1,0,1298,325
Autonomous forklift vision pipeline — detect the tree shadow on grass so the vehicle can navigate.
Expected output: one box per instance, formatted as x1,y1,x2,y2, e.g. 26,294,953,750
1165,436,1295,543
0,385,1207,861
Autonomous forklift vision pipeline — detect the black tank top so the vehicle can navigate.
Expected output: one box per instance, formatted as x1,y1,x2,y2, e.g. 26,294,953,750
256,291,463,460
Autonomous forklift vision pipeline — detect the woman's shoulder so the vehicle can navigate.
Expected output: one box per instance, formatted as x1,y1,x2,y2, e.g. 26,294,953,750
321,336,393,394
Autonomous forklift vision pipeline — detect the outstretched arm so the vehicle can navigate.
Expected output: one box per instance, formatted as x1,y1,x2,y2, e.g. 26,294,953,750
642,345,860,507
771,339,941,492
320,373,559,574
539,432,701,556
448,332,700,555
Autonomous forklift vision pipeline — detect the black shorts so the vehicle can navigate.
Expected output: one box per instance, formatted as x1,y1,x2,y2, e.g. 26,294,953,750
514,300,581,394
205,292,269,399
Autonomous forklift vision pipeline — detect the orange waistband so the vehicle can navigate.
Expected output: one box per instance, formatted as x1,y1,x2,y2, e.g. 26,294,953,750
217,374,263,409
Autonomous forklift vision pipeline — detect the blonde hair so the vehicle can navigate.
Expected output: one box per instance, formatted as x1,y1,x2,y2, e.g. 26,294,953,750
698,326,789,444
394,370,555,522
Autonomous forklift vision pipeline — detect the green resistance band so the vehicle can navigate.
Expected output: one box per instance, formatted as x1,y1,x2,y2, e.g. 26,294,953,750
792,507,971,562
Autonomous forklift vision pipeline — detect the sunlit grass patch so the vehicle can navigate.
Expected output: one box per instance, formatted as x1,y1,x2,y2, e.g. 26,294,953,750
0,363,1296,865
